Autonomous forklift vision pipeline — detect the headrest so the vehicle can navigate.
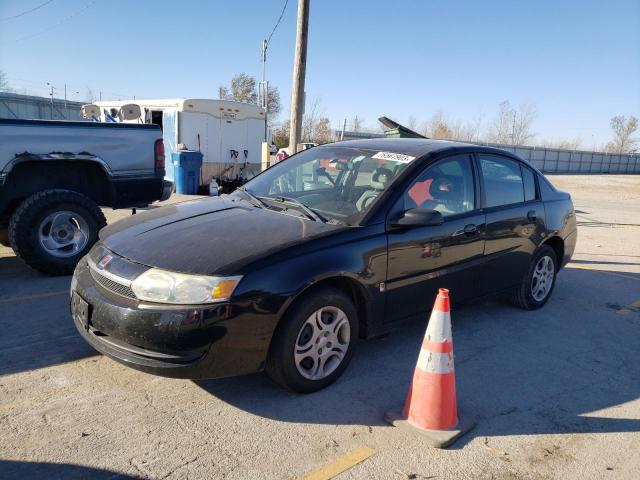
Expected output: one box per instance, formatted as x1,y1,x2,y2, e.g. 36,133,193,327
430,176,457,199
371,167,394,190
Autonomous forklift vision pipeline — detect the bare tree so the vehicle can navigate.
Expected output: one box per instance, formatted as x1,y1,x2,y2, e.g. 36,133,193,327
273,120,290,148
461,114,484,142
490,101,513,144
351,115,364,132
407,115,418,131
605,115,638,153
302,96,323,141
422,111,454,139
538,137,583,150
314,117,332,144
84,86,96,103
0,70,10,92
489,101,537,146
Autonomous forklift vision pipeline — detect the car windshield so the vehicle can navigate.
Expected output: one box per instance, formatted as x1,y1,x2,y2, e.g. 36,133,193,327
235,146,414,225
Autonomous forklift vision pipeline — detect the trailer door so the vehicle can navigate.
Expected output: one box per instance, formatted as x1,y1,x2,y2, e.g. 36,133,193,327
162,108,178,180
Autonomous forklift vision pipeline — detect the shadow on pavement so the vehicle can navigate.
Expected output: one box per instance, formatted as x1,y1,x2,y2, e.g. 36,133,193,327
0,460,141,480
196,267,640,445
0,255,97,376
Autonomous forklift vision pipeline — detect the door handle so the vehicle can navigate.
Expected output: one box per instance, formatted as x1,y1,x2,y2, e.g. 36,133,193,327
463,224,478,235
527,210,537,222
452,223,480,237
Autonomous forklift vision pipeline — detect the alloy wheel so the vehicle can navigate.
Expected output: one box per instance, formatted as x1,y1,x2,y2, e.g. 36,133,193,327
294,306,351,381
531,255,555,302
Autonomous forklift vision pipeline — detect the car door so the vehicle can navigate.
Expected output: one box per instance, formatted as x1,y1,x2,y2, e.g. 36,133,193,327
384,154,486,323
476,154,546,294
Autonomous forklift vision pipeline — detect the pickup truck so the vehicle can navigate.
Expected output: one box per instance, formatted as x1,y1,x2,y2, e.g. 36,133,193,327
0,118,172,275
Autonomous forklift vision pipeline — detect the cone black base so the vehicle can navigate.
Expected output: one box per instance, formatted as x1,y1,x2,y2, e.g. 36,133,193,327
384,410,476,449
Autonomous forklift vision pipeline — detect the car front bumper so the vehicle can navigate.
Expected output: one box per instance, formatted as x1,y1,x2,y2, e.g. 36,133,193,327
70,256,282,379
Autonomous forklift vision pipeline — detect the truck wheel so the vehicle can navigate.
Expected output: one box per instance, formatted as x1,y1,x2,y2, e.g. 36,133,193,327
0,224,10,247
8,189,106,275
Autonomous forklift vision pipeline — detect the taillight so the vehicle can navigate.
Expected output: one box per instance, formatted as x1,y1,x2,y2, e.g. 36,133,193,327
154,140,165,170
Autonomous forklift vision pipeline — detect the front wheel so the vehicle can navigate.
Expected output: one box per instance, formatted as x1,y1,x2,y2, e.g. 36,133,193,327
512,245,558,310
8,189,106,275
266,287,358,393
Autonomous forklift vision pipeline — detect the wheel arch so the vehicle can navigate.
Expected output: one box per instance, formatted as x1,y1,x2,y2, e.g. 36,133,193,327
1,156,114,215
540,235,565,269
272,275,372,345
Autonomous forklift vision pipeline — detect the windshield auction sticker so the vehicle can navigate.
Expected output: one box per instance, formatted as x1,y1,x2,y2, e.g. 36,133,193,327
372,151,416,163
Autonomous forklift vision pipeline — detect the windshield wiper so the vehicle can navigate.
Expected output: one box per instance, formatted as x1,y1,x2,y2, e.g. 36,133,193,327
237,187,268,208
270,196,327,223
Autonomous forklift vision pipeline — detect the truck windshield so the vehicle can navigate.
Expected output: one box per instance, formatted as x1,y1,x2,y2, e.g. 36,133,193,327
236,146,414,225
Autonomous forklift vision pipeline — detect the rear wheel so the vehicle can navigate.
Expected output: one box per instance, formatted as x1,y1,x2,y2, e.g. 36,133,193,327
512,245,557,310
266,287,358,393
9,189,106,275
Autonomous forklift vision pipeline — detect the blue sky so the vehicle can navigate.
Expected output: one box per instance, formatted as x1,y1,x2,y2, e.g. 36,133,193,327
1,0,639,146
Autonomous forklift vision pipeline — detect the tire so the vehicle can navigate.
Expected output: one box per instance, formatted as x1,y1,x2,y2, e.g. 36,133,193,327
0,225,10,247
512,245,558,310
8,189,106,275
266,287,358,393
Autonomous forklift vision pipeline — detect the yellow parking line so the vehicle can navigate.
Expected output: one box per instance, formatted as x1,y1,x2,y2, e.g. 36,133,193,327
566,264,639,281
617,299,640,316
0,290,68,304
298,445,376,480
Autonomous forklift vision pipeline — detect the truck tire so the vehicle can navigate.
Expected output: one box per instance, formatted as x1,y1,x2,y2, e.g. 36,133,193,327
8,189,107,275
0,224,10,247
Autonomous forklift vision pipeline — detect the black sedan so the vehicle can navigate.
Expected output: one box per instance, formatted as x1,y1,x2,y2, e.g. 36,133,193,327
71,139,576,392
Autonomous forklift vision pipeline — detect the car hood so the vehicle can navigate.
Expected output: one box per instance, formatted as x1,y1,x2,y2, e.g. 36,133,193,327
99,196,344,275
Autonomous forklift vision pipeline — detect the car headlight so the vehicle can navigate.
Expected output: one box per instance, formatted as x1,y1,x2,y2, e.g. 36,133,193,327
131,268,242,304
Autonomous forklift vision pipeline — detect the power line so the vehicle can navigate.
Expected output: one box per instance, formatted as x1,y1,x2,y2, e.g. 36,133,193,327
7,0,98,44
266,0,289,47
0,0,55,21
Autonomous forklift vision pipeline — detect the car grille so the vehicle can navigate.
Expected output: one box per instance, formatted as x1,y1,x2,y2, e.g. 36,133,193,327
89,265,137,300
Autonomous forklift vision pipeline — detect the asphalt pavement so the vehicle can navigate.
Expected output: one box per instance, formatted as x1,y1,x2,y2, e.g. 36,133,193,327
1,177,639,480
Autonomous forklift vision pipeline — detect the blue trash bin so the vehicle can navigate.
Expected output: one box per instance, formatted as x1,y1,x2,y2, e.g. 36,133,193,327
172,151,203,195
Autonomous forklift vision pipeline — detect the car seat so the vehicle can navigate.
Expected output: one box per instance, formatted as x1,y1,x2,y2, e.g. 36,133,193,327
356,167,394,211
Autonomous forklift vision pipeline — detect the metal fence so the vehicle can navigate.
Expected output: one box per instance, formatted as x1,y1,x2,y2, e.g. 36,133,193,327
0,92,86,121
474,142,640,174
332,129,640,174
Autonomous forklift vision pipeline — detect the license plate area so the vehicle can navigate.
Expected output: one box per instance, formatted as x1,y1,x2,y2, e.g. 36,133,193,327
71,291,91,329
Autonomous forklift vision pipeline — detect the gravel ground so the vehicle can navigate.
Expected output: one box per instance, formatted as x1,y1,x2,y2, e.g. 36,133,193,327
1,176,639,480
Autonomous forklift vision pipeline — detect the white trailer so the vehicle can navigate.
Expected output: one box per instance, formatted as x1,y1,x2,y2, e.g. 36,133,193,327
91,99,266,184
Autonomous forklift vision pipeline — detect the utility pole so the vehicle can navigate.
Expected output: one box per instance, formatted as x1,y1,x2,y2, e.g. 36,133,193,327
288,0,310,154
260,38,268,142
46,82,56,119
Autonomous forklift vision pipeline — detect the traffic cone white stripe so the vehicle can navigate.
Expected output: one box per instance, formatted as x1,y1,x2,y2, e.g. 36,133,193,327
424,310,452,342
416,349,455,374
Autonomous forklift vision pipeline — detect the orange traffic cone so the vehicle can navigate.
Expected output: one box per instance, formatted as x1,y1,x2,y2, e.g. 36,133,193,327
384,288,475,448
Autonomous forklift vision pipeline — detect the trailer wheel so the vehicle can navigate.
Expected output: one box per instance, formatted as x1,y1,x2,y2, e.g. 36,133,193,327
8,189,106,275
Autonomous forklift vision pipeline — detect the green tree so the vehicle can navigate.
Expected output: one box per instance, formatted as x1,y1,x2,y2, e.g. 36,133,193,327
219,73,281,122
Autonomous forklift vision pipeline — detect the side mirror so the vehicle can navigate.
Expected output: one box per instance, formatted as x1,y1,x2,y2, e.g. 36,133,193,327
391,208,444,228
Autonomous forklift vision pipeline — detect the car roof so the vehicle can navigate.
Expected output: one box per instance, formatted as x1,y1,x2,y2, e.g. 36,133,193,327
325,138,475,156
321,138,536,169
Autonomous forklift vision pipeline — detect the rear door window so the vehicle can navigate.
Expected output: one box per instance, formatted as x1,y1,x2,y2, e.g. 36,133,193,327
521,165,537,202
478,155,525,208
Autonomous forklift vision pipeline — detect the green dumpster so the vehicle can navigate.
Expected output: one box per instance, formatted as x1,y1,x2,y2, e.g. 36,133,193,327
378,116,427,139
